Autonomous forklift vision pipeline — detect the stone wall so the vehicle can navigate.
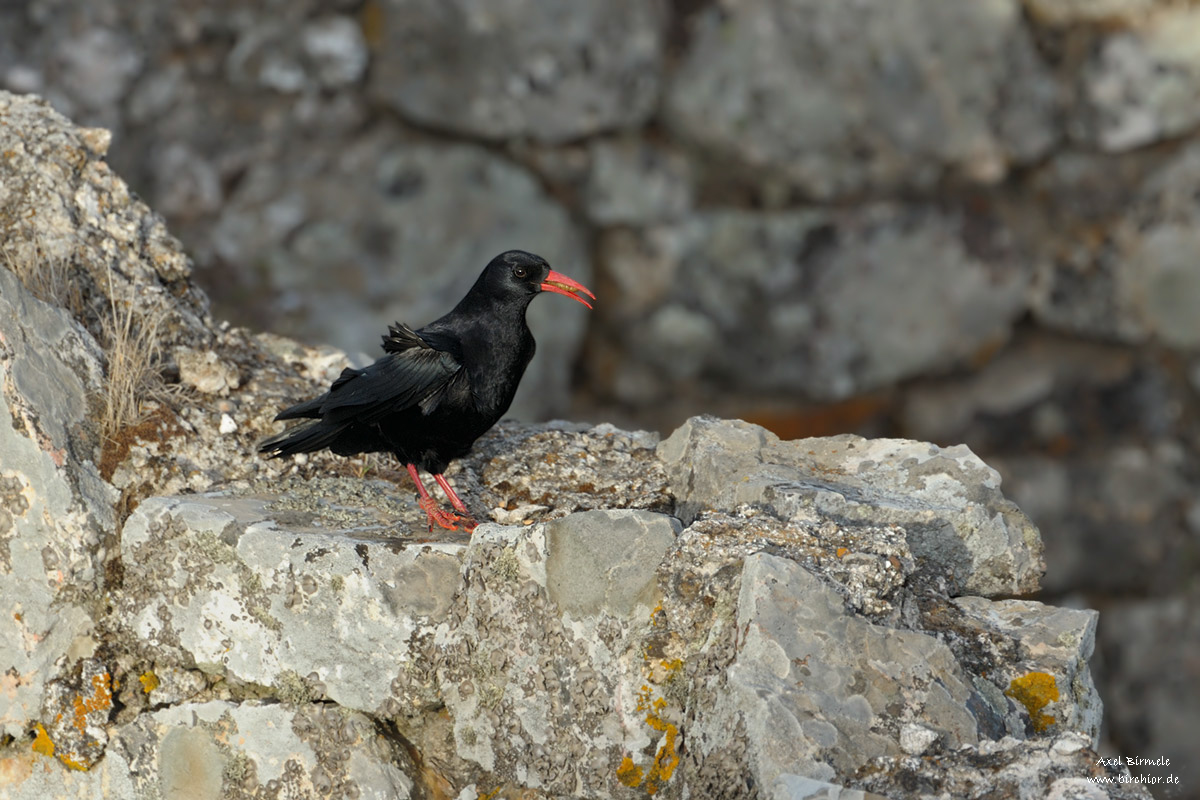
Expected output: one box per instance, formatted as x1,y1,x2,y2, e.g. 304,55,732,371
4,1,1200,793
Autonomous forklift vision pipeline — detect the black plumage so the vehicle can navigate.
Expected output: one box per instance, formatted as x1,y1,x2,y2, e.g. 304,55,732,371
259,250,594,531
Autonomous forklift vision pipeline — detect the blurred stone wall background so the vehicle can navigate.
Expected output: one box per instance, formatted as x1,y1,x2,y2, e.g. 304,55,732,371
3,0,1198,792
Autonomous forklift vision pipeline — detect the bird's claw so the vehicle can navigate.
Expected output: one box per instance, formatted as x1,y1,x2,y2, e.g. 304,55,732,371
419,496,478,533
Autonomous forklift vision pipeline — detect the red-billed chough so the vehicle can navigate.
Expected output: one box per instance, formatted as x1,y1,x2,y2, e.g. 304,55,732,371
259,250,594,532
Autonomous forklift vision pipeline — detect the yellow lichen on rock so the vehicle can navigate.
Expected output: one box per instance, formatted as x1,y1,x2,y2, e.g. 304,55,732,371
139,670,159,693
1006,671,1060,732
31,723,55,758
619,682,681,795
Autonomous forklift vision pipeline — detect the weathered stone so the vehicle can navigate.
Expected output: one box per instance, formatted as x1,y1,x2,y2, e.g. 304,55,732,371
853,731,1155,800
583,138,693,225
115,492,466,715
688,553,981,787
0,266,116,740
1023,0,1159,26
1098,592,1200,793
462,420,674,523
1076,7,1200,152
666,0,1058,197
227,14,368,91
368,0,664,143
954,597,1102,740
176,347,241,395
0,91,211,350
4,701,416,799
545,509,679,617
599,205,1030,403
658,416,1045,597
995,446,1186,596
0,65,1159,800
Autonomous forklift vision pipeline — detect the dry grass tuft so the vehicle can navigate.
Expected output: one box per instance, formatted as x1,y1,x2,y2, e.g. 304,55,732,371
1,241,85,317
97,271,168,449
3,238,170,451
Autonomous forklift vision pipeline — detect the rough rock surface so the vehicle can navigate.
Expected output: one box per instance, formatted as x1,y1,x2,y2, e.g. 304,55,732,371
593,204,1030,404
26,474,1121,799
658,416,1044,597
368,0,664,143
0,265,115,745
665,0,1057,197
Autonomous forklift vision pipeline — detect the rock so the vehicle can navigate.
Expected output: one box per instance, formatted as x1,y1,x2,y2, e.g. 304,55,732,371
1076,7,1200,152
995,446,1186,596
954,597,1102,740
583,138,693,225
0,91,211,349
115,492,466,715
89,475,1108,797
665,0,1057,197
5,701,416,799
1023,0,1158,26
596,204,1030,403
1097,592,1200,793
691,553,981,786
176,347,241,395
226,11,368,91
658,416,1045,597
210,124,589,419
460,420,674,521
544,509,680,617
368,0,664,143
0,265,116,742
0,84,1140,800
1030,142,1200,347
854,731,1154,800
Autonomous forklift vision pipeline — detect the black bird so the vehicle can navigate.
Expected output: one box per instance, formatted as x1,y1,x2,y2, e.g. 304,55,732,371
259,250,595,532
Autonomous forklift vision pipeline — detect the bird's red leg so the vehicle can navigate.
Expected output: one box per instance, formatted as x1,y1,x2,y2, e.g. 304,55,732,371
405,464,473,532
433,473,478,532
433,474,470,514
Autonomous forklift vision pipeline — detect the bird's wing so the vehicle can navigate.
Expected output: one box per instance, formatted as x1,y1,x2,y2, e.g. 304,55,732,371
317,323,466,423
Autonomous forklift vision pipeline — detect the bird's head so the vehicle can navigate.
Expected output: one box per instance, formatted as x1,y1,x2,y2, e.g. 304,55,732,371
484,250,595,310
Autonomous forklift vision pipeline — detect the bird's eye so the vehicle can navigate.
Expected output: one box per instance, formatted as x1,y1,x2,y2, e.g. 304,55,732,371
513,266,528,279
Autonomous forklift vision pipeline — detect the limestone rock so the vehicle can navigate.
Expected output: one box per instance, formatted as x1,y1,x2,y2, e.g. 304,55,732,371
583,138,693,225
1098,593,1200,793
176,347,241,395
1076,7,1200,152
0,91,210,349
95,480,1107,797
854,731,1154,800
954,597,1102,740
115,492,466,715
665,0,1058,197
6,701,416,799
460,420,674,522
1030,142,1200,348
368,0,664,143
0,266,116,741
691,553,981,786
599,205,1030,403
658,416,1045,597
0,81,1141,800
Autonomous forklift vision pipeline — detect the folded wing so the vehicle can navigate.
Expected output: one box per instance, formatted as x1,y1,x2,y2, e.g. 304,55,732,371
260,323,467,456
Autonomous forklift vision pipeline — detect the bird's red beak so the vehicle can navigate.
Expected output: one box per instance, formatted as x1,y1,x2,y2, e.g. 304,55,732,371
540,270,596,310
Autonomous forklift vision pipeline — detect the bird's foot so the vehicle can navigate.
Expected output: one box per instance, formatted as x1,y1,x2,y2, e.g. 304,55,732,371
418,496,478,533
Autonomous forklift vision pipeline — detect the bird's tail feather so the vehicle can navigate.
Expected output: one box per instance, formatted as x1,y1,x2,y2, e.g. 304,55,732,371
274,394,327,421
258,420,344,457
